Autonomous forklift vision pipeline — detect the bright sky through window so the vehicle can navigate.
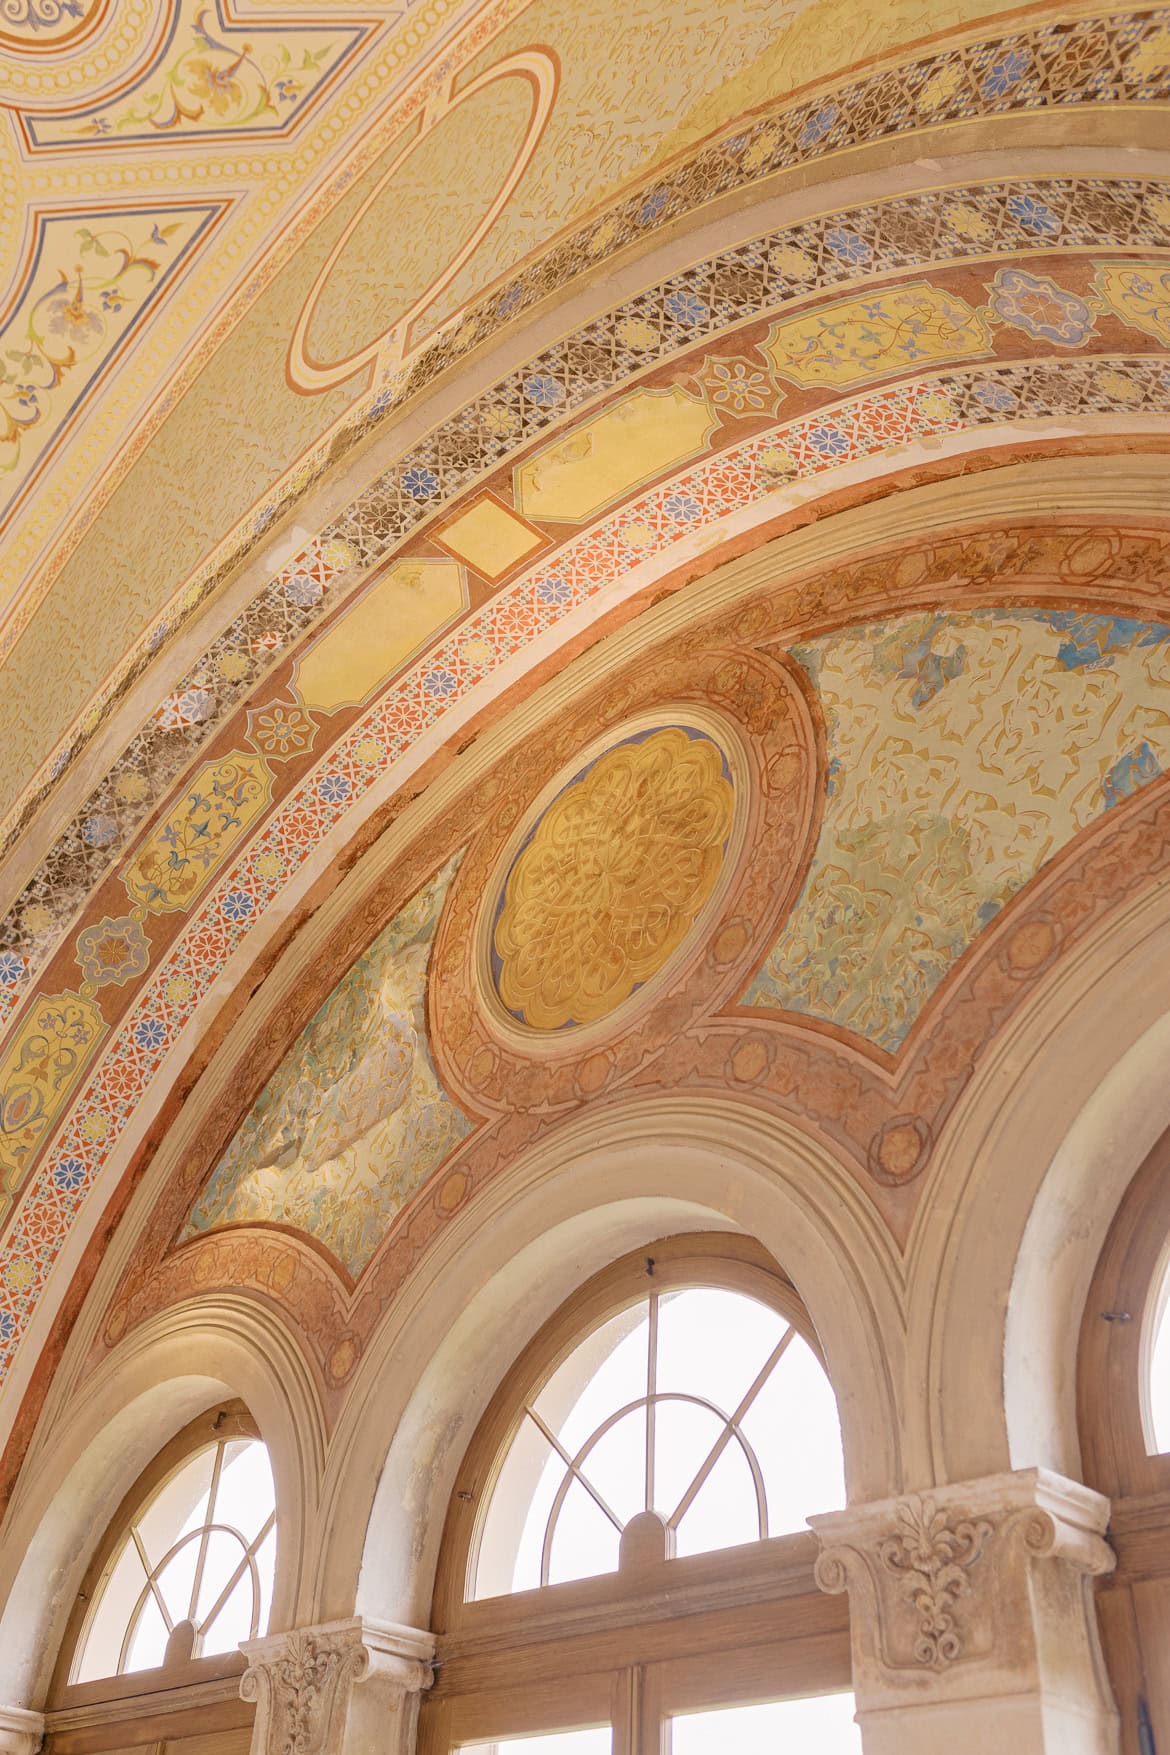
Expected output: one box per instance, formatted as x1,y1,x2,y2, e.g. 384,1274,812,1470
476,1285,845,1598
76,1435,276,1681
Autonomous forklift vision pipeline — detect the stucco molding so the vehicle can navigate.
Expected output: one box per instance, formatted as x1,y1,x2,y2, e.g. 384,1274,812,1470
0,1706,44,1755
240,1619,433,1755
812,1469,1118,1753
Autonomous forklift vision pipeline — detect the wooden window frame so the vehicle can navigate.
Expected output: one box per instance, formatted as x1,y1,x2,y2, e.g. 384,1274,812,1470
44,1402,263,1755
422,1234,852,1755
1078,1129,1170,1755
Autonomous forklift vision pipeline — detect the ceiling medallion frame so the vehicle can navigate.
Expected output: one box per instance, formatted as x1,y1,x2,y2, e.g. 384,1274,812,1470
475,706,752,1053
430,642,825,1111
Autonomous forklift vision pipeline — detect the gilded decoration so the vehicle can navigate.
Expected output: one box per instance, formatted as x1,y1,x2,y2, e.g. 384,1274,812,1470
15,196,1170,992
491,727,736,1032
745,609,1170,1049
4,0,1170,1425
184,856,471,1277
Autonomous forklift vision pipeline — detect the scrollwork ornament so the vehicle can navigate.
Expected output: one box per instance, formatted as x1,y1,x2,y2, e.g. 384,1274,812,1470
241,1628,369,1755
877,1494,993,1669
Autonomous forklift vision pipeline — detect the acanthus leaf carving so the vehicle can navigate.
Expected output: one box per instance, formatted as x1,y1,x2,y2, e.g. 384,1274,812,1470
876,1494,993,1669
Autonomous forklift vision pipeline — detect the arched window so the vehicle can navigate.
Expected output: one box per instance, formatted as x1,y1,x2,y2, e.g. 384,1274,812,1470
1078,1129,1170,1754
423,1235,858,1755
51,1402,276,1706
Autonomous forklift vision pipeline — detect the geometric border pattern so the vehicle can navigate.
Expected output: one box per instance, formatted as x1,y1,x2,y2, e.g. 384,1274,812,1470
0,350,1167,1381
7,3,1170,873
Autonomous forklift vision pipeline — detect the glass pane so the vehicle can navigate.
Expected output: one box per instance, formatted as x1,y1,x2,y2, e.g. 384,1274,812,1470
195,1528,249,1623
136,1447,216,1569
653,1397,726,1522
460,1731,611,1754
576,1405,646,1526
740,1333,845,1534
534,1303,649,1457
674,1431,761,1556
1150,1292,1170,1451
255,1522,277,1633
670,1694,861,1753
547,1476,620,1585
459,1726,613,1755
203,1569,258,1655
214,1439,276,1541
478,1414,563,1598
153,1530,203,1627
124,1592,169,1673
75,1538,147,1682
656,1289,788,1416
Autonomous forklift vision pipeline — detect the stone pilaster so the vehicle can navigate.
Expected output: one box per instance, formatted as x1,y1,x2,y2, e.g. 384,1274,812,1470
241,1617,434,1755
0,1708,43,1755
810,1469,1119,1755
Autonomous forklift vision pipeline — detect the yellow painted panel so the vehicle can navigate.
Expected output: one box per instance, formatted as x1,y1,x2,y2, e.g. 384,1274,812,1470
437,497,545,580
0,992,105,1211
515,387,714,524
295,558,468,714
123,753,273,915
764,281,991,390
1095,260,1170,347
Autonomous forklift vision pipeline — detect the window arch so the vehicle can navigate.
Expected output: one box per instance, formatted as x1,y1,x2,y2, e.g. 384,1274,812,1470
1078,1126,1170,1755
55,1403,276,1693
423,1234,858,1755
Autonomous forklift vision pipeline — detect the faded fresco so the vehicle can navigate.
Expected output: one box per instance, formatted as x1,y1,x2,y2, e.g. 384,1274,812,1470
746,610,1170,1048
184,855,470,1275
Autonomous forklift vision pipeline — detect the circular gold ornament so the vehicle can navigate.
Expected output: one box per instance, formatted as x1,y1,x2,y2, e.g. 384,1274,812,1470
488,721,738,1035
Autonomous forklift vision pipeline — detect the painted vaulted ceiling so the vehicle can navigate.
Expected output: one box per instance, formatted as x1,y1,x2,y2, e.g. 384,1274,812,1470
1,0,1170,1505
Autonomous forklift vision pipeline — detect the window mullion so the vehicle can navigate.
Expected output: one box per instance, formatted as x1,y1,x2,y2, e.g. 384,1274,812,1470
128,1525,174,1635
668,1326,796,1529
527,1406,625,1532
188,1440,225,1627
645,1294,659,1515
196,1508,275,1636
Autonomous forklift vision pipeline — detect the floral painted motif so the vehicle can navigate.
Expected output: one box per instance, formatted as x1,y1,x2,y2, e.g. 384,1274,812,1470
246,700,318,763
695,356,783,417
75,914,150,989
0,994,104,1216
122,753,272,914
0,0,99,42
1095,261,1170,347
764,283,991,391
26,3,365,146
0,210,215,520
746,609,1170,1048
986,268,1096,347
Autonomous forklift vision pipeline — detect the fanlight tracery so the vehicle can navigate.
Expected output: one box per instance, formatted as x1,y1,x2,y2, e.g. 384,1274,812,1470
74,1427,276,1681
474,1282,845,1599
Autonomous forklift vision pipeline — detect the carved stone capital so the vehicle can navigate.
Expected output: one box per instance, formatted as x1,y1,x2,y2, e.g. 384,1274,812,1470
0,1707,44,1755
241,1618,434,1755
811,1470,1118,1753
